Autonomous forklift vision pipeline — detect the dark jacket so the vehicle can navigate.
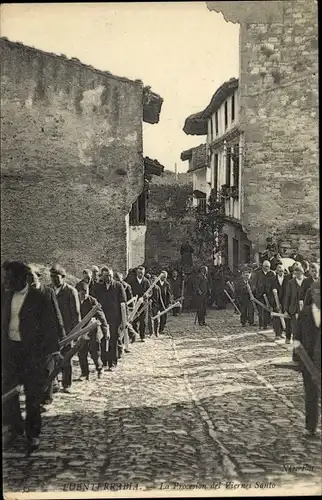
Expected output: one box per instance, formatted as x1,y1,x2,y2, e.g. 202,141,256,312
158,281,171,309
92,280,127,326
193,273,210,298
235,278,252,304
76,279,97,296
122,281,133,302
54,282,81,334
79,295,109,341
298,305,321,372
150,285,165,313
267,274,289,312
128,276,150,298
1,285,64,357
252,269,275,297
284,277,310,315
303,277,320,307
169,277,182,300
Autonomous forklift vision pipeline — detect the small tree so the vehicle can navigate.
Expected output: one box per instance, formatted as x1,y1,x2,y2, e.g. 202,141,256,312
191,190,226,267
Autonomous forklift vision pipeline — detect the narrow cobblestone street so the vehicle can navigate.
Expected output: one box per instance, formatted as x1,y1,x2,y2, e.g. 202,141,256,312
3,308,321,496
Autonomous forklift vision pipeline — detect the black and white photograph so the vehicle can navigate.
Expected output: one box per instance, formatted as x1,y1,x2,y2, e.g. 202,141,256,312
1,1,320,498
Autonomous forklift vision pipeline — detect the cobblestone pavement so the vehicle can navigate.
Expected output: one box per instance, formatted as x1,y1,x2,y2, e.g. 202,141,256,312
3,308,321,496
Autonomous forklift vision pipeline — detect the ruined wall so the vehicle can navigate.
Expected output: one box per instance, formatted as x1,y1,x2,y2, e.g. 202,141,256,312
0,38,144,275
208,0,319,258
145,171,194,270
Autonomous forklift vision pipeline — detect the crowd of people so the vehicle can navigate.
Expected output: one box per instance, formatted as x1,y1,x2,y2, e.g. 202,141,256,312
1,252,320,455
1,261,183,453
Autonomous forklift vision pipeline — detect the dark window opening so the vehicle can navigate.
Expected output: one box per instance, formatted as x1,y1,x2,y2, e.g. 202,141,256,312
224,101,228,129
243,244,251,264
233,238,239,271
231,94,235,122
215,111,219,136
225,147,231,186
210,118,213,141
222,234,229,266
213,153,218,194
129,191,146,225
197,196,207,213
232,146,239,189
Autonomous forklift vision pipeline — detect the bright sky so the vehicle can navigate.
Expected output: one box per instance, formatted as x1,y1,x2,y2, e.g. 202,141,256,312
1,2,239,172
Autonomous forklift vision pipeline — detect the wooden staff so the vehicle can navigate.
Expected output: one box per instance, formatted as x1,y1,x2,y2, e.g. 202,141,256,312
227,281,235,294
127,295,137,306
272,288,286,330
61,304,100,345
293,341,321,391
59,320,100,348
246,282,258,313
120,302,130,351
223,289,241,315
299,300,304,312
2,385,23,403
129,273,163,322
263,294,271,311
151,301,181,321
131,300,149,323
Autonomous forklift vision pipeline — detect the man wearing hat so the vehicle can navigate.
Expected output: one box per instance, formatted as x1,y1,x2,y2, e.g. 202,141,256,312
76,282,109,380
50,264,81,393
284,264,310,347
235,265,255,327
267,262,291,340
297,280,321,438
252,260,275,330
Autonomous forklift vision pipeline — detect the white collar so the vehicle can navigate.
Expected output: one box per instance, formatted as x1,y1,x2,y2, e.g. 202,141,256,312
312,303,321,328
296,277,304,285
137,277,143,283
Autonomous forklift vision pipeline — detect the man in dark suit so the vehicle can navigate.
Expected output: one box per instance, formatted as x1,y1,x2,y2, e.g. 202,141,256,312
50,265,81,393
193,266,210,326
27,264,65,406
252,260,275,330
304,263,320,307
2,261,64,452
284,264,310,340
76,282,109,380
92,267,127,370
148,281,165,337
297,280,321,438
114,271,133,302
169,270,182,316
159,271,172,333
76,269,96,295
235,265,255,327
127,265,150,342
267,263,291,340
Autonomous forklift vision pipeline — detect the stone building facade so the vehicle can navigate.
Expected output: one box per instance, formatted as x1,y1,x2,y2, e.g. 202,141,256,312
1,38,163,275
206,0,319,260
145,171,194,271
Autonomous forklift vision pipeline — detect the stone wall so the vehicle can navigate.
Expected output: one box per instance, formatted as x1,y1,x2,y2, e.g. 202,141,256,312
207,0,319,259
145,171,194,270
1,38,144,275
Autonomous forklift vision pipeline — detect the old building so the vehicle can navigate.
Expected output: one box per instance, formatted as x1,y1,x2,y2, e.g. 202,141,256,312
180,144,210,212
206,0,319,260
0,37,163,275
182,78,252,271
145,170,194,271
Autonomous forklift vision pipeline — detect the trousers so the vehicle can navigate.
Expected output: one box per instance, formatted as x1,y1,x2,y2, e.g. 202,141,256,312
106,323,121,368
197,296,207,325
132,309,147,340
239,300,254,325
61,344,72,389
302,368,320,432
159,313,168,333
78,337,102,377
256,295,270,328
2,341,47,439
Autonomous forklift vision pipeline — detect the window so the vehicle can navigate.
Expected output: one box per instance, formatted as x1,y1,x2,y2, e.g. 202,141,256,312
213,154,218,194
129,191,146,225
225,147,231,186
231,94,235,122
198,197,207,213
232,146,239,189
233,238,239,271
243,244,251,264
214,111,219,136
224,101,228,129
209,118,213,142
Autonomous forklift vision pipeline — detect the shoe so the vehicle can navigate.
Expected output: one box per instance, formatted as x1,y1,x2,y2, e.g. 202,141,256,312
27,437,40,454
285,339,291,344
78,375,89,381
124,349,131,353
258,326,263,330
52,385,60,394
40,406,47,414
43,398,53,406
97,369,102,379
141,338,145,343
62,387,72,394
3,428,24,450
